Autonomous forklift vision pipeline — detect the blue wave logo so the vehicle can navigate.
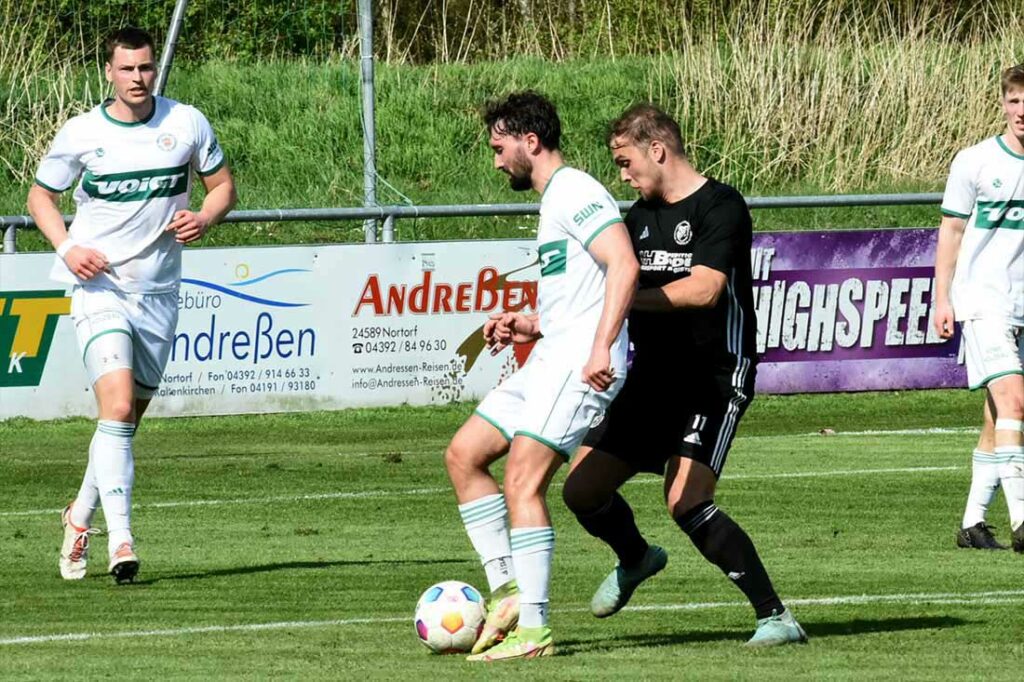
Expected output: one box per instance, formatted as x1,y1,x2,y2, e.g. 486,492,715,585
182,268,311,308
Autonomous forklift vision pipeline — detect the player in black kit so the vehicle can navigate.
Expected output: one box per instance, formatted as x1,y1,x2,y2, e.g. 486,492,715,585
561,104,807,647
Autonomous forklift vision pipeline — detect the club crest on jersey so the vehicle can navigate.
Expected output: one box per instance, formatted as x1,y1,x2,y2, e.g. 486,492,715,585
95,147,105,157
156,133,177,151
993,178,1002,189
673,220,692,245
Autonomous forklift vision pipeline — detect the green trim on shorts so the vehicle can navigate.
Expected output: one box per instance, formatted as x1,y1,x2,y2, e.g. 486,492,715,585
513,430,570,460
583,218,622,251
969,369,1024,390
474,409,512,442
81,328,132,361
34,178,68,193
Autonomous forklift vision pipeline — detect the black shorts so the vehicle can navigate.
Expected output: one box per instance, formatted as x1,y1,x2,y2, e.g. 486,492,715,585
582,355,756,477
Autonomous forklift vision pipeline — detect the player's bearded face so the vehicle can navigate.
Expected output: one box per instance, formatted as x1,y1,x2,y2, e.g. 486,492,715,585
505,147,533,192
490,127,534,192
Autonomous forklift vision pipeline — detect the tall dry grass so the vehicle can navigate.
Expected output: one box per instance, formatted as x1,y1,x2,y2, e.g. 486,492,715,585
647,1,1020,190
0,1,104,202
2,0,1022,203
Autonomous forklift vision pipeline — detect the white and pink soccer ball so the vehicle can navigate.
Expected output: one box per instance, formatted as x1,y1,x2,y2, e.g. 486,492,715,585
414,580,486,654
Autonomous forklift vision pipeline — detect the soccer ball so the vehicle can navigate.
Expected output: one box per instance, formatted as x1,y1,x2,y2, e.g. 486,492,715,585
414,580,487,654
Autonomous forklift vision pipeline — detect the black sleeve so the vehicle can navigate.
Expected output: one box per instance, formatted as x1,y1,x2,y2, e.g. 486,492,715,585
623,203,642,240
691,193,751,274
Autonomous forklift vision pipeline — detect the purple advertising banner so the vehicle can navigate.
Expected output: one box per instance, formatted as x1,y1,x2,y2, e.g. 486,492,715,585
751,228,966,393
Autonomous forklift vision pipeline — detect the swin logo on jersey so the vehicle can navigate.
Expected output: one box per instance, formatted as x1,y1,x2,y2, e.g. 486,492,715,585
82,163,190,202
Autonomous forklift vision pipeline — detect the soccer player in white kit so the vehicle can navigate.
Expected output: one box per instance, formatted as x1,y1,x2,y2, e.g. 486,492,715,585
444,92,639,661
27,27,237,582
934,64,1024,553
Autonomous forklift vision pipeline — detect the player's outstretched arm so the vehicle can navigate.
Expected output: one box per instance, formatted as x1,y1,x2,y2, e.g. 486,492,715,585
933,214,966,339
633,265,727,312
27,184,109,280
584,222,639,391
167,166,237,244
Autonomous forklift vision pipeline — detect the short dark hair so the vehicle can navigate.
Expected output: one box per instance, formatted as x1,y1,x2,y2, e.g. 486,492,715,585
482,91,561,151
1002,64,1024,96
105,27,155,63
608,103,686,157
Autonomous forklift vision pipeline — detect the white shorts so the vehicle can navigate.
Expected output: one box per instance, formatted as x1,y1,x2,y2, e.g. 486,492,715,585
961,319,1024,390
475,355,623,459
71,285,179,399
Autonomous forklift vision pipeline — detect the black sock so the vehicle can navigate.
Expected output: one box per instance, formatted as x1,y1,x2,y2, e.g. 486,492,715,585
675,500,784,619
568,492,649,567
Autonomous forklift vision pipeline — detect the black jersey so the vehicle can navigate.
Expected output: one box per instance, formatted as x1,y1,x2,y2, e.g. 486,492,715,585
626,178,757,370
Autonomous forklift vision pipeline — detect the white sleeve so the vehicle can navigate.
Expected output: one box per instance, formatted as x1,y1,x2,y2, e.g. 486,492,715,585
191,108,225,176
562,178,623,250
940,150,976,219
35,121,83,192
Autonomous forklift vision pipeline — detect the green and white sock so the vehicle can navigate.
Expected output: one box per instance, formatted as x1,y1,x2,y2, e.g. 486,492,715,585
511,526,555,628
458,494,514,592
996,445,1024,530
93,420,136,553
962,449,1001,528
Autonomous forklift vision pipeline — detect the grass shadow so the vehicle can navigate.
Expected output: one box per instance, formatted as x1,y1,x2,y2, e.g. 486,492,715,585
133,558,473,585
555,615,968,656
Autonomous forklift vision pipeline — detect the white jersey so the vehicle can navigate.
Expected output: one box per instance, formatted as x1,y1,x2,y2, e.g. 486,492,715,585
36,96,225,294
532,166,629,366
941,135,1024,324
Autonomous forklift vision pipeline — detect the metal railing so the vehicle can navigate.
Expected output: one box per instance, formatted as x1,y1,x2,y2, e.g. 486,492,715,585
1,192,943,253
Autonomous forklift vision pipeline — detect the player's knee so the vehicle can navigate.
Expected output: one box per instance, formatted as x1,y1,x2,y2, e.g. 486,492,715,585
1007,395,1024,420
988,380,1024,419
561,472,603,515
444,438,484,478
503,470,543,508
103,399,135,424
668,492,714,523
443,442,467,476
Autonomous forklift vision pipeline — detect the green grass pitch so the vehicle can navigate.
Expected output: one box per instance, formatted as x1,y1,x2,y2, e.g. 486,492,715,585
1,390,1021,679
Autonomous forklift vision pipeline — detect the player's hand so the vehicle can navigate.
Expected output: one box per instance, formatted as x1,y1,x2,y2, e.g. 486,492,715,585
933,300,955,339
167,210,211,244
484,312,538,355
483,313,511,353
582,346,615,392
62,245,109,280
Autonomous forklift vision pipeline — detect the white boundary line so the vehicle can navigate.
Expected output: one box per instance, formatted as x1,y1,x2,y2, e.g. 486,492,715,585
0,466,962,519
744,426,979,440
2,589,1021,646
0,426,981,466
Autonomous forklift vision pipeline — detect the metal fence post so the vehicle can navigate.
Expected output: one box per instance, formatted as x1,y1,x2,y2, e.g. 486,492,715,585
358,0,377,243
382,214,395,243
155,0,191,96
3,225,15,253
